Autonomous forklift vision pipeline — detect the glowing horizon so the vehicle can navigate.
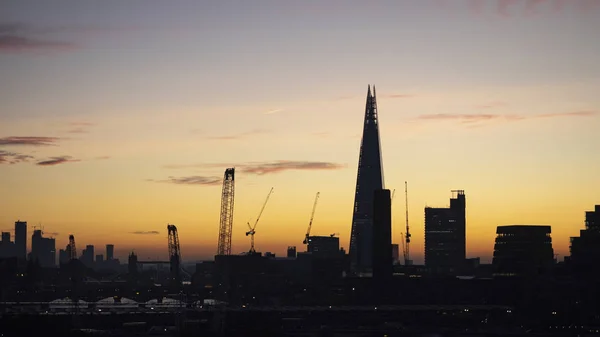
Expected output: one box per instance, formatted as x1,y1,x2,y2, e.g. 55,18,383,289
1,0,599,264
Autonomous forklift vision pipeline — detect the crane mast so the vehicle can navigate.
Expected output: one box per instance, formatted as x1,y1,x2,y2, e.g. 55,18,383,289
303,192,320,245
217,168,235,256
404,181,412,265
246,187,274,253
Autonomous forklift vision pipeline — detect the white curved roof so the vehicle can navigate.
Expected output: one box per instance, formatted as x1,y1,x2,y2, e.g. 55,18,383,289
50,298,88,304
146,297,184,306
96,297,138,307
49,298,89,308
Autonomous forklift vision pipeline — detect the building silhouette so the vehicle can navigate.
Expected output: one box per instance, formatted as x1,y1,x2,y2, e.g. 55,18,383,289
391,243,399,265
81,245,95,267
30,229,56,268
567,205,600,278
372,189,392,285
349,85,385,273
15,220,27,260
287,246,297,258
307,236,340,257
0,232,16,258
492,225,554,277
424,190,466,274
106,244,114,261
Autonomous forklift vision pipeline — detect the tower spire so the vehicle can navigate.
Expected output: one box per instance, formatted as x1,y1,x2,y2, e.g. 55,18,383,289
349,84,385,273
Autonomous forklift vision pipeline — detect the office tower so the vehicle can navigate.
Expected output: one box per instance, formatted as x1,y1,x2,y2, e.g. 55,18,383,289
15,220,27,260
372,189,393,283
30,230,56,268
81,245,95,267
106,244,114,260
568,205,600,278
287,246,297,258
349,85,385,272
424,190,466,274
492,225,554,276
58,249,68,265
391,244,400,265
307,236,340,257
0,232,16,258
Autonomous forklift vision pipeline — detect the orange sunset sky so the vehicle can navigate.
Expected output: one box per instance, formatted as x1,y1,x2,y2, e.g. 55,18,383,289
1,0,599,263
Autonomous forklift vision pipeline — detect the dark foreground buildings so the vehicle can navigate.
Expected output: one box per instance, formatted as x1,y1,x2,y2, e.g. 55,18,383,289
372,189,392,288
492,225,554,277
424,190,466,274
567,205,600,278
349,85,385,273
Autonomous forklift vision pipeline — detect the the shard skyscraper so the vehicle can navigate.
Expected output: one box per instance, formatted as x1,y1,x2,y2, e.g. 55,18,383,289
349,85,385,273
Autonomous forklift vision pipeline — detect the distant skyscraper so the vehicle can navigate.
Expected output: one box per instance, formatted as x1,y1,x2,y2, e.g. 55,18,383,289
567,205,600,278
424,190,466,274
308,236,340,258
30,230,56,268
15,220,27,260
492,225,554,276
349,85,385,272
372,189,393,283
106,244,114,260
391,244,400,265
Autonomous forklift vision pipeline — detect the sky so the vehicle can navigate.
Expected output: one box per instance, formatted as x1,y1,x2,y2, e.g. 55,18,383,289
1,0,599,263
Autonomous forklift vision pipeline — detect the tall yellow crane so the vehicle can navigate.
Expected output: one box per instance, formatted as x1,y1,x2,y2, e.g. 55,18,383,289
404,181,412,265
303,192,320,245
246,187,274,253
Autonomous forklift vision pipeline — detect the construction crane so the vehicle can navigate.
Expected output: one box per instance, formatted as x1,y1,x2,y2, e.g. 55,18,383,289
246,187,274,254
303,192,320,245
167,224,181,285
217,168,235,256
404,181,412,265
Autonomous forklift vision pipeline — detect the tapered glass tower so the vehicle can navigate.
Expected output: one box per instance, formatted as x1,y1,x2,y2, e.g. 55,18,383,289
349,85,385,272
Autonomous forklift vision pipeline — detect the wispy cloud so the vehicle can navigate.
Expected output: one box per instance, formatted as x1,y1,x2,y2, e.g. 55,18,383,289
0,23,78,52
162,160,346,175
148,175,222,186
0,136,60,146
383,94,416,99
464,0,600,18
95,156,111,160
0,150,34,164
205,129,270,141
474,101,507,109
417,110,597,126
264,109,284,115
240,160,346,175
66,122,95,134
36,156,80,166
130,231,160,235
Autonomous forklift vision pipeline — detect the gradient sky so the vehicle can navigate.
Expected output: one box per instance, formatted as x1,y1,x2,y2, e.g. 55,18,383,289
1,0,599,263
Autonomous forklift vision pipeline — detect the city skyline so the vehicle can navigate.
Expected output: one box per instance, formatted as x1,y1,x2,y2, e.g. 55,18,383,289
1,0,600,263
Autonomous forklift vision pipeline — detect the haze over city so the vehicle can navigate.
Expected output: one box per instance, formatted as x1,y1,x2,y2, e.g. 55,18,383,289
1,0,599,263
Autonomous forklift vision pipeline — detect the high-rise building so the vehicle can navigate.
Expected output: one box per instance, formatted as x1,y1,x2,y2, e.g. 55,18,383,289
567,205,600,278
0,232,15,258
372,189,393,283
58,249,68,265
492,225,554,276
287,246,297,258
30,230,56,268
15,220,27,260
391,244,400,265
106,244,114,260
308,236,340,258
349,85,385,272
81,245,95,267
424,190,466,274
